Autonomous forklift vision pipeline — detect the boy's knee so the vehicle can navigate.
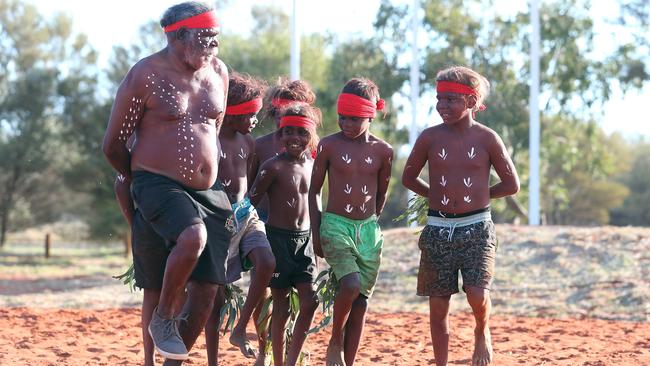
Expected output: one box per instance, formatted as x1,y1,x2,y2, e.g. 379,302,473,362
301,294,319,313
339,275,361,296
255,250,276,276
465,286,490,307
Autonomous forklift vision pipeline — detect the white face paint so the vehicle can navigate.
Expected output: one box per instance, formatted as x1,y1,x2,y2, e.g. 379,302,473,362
341,154,351,164
467,147,477,159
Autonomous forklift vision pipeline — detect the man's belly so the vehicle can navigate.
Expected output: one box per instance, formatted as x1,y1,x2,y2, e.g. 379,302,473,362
131,130,219,190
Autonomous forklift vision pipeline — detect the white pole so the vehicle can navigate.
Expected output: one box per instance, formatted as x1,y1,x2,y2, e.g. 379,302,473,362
529,0,541,225
408,0,419,227
290,0,300,80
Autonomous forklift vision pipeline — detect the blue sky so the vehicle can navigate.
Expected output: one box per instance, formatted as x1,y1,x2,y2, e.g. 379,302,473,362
28,0,650,140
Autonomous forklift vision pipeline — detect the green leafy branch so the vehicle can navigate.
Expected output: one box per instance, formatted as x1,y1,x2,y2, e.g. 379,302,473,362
394,194,428,227
307,268,337,335
219,284,246,335
113,262,136,292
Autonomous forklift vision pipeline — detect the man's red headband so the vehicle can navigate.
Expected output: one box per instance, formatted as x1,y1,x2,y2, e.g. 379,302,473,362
436,81,477,95
163,11,219,33
337,93,385,119
279,115,315,129
225,98,263,115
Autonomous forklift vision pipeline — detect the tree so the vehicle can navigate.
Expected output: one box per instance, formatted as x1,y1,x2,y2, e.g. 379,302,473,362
0,0,97,245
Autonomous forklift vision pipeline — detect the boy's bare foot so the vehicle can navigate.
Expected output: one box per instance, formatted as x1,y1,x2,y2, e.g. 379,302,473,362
472,328,493,366
229,327,258,359
325,340,345,366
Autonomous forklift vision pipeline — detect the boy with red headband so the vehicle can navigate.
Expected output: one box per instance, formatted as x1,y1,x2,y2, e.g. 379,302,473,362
204,72,275,366
402,66,520,366
309,78,394,366
252,78,316,222
250,104,322,366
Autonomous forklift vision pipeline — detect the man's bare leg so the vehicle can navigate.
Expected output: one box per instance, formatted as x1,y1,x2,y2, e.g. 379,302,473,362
342,295,367,366
157,224,207,318
142,289,160,366
270,288,290,366
429,295,451,366
466,286,493,366
326,273,361,366
285,283,318,366
162,281,218,366
206,286,226,366
230,247,275,359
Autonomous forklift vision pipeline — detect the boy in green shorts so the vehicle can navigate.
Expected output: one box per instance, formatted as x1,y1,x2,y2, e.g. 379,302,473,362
309,78,394,366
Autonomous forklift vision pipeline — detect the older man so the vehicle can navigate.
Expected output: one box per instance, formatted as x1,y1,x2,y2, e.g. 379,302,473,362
103,1,232,362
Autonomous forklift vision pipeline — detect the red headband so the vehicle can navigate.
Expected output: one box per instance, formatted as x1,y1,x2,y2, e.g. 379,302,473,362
271,98,298,108
436,81,477,95
337,93,384,118
225,98,262,115
163,11,219,33
436,81,486,113
279,115,315,129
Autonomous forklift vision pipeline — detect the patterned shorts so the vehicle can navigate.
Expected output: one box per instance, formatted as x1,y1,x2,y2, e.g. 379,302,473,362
417,217,497,297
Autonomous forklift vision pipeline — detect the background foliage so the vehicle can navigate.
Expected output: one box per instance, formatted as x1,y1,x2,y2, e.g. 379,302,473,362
0,0,649,245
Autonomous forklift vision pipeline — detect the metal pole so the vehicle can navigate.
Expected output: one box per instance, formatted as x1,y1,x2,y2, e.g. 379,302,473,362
408,0,420,227
529,0,541,225
290,0,300,80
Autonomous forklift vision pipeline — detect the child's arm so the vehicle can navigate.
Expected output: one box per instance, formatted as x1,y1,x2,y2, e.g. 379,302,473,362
309,142,328,258
487,131,520,198
402,132,430,197
375,145,394,217
245,135,257,190
114,174,135,226
249,160,276,207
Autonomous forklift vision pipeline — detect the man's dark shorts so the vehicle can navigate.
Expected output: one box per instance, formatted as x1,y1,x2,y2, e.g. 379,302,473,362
266,225,316,289
130,170,233,289
417,209,497,297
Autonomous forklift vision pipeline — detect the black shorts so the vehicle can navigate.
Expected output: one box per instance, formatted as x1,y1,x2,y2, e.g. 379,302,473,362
130,170,233,288
266,225,316,289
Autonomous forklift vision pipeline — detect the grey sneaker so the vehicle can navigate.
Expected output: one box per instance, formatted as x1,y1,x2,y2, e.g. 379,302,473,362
148,307,188,360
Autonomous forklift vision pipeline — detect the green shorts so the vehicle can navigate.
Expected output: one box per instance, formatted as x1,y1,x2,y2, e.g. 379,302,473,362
320,212,383,298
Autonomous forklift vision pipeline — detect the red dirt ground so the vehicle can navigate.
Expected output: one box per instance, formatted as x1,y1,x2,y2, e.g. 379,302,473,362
1,307,648,365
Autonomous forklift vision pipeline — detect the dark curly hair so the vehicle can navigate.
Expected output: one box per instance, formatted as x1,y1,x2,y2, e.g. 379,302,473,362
227,72,268,107
262,77,316,121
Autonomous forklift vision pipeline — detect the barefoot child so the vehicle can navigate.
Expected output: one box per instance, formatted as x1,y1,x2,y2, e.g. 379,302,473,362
309,78,394,366
402,66,520,366
249,104,322,366
252,78,316,222
204,72,275,366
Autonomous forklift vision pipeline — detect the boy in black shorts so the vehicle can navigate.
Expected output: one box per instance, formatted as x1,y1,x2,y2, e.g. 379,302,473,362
249,103,322,366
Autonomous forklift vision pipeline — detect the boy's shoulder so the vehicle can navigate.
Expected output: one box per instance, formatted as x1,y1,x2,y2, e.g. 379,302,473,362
368,133,394,154
254,130,277,145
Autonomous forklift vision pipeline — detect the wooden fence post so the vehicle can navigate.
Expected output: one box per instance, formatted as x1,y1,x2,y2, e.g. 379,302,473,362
45,233,51,259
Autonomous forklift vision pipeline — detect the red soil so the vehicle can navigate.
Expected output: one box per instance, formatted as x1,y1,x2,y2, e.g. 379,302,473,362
1,307,648,365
